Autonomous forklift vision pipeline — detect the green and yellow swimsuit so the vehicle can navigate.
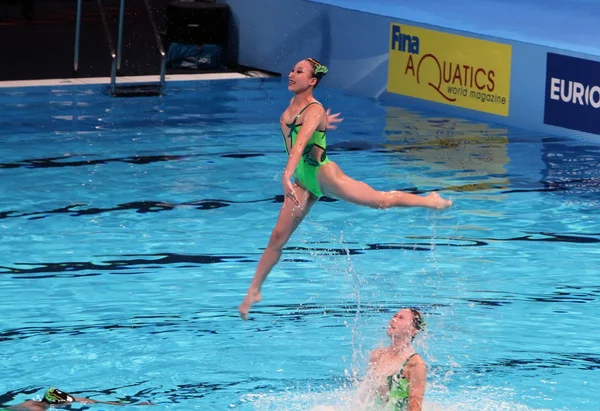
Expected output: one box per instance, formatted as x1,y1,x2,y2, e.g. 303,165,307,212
282,102,330,198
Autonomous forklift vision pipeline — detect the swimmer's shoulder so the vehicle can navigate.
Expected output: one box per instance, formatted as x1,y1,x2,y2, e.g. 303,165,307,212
404,353,426,376
369,347,387,365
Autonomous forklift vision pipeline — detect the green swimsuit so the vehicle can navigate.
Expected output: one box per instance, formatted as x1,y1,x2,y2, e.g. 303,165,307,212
384,353,417,411
282,102,330,197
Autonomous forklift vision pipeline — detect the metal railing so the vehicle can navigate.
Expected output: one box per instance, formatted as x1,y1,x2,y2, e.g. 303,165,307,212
98,0,118,95
74,0,82,72
74,0,117,95
140,0,167,95
74,0,166,96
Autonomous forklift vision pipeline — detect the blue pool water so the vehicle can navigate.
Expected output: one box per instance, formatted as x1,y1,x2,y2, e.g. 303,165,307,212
0,78,599,411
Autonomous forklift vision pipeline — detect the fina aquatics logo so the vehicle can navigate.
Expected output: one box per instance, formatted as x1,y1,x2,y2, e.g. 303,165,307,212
388,23,509,114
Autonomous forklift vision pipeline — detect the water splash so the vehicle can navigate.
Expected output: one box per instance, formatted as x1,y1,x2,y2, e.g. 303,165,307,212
243,384,552,411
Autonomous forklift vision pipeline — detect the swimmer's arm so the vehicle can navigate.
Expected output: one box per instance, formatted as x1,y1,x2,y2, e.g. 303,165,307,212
72,396,154,406
282,104,325,180
72,397,123,406
407,356,427,411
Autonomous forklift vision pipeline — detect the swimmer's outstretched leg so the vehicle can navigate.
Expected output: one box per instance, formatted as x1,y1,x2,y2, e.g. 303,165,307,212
239,184,317,320
318,162,452,210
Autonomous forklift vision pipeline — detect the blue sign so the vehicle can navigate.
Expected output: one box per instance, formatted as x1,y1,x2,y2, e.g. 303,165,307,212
544,53,600,135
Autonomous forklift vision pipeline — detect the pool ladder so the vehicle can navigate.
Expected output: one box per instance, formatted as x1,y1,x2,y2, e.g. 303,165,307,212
73,0,167,97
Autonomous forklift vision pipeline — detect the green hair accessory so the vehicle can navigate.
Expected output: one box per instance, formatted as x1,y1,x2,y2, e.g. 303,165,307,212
314,64,328,75
307,58,328,75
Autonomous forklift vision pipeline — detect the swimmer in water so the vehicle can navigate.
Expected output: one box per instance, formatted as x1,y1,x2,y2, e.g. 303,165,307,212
1,387,152,410
363,308,427,411
238,58,452,319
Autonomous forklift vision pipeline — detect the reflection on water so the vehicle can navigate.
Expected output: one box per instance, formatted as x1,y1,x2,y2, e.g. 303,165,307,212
541,137,600,208
383,106,510,200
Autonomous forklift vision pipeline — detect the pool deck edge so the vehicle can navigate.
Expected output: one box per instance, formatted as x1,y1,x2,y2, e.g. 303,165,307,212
0,73,253,89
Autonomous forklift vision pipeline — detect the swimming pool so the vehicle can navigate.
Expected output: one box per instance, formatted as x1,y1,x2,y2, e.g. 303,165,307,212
0,77,598,411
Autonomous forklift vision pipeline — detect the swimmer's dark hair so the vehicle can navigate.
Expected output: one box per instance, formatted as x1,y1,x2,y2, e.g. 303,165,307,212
306,57,328,88
408,308,426,332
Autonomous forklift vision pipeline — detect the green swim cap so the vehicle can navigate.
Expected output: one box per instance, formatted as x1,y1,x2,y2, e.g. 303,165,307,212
43,388,74,404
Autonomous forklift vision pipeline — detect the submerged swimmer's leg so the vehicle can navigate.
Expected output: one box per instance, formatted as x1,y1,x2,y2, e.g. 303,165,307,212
318,162,452,209
239,183,317,320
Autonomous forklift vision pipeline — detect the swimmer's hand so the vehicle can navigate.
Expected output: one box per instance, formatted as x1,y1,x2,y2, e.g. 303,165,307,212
326,108,343,130
282,177,300,206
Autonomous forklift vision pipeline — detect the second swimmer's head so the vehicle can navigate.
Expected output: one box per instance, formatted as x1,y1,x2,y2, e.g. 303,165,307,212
387,308,427,341
43,388,74,404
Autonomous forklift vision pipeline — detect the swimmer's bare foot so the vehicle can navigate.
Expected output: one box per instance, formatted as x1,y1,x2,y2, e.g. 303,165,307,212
427,192,452,210
238,289,262,320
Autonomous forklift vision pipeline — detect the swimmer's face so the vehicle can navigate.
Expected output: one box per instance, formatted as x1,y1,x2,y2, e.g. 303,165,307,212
387,308,417,338
288,60,317,93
